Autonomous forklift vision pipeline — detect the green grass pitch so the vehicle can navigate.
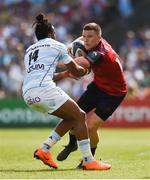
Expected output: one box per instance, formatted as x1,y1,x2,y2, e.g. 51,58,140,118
0,128,149,179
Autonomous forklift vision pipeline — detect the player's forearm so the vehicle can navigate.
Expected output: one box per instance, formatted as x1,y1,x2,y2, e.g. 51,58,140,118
53,71,69,82
71,66,89,77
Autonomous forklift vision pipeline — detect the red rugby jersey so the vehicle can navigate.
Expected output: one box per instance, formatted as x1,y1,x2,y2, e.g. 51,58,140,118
88,37,127,96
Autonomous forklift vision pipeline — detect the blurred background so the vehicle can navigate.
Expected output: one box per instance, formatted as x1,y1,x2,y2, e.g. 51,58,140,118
0,0,150,128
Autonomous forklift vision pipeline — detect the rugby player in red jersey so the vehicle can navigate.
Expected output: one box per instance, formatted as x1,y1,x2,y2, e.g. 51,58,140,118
55,22,128,168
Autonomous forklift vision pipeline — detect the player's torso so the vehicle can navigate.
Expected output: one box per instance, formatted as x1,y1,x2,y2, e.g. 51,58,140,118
22,38,62,94
91,38,127,96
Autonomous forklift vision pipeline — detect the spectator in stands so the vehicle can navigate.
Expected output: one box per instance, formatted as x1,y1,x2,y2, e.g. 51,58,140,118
0,0,149,99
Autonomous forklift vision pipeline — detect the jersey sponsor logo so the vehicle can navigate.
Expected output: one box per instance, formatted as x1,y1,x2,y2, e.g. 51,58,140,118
27,96,41,105
27,64,44,73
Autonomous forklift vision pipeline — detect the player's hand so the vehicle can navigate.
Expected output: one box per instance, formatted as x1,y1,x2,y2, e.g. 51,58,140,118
66,71,80,80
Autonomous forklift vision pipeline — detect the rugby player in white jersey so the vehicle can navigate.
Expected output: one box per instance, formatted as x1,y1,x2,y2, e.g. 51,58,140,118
22,13,111,170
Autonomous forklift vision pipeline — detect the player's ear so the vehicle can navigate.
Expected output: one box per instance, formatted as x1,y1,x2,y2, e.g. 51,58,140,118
98,34,101,39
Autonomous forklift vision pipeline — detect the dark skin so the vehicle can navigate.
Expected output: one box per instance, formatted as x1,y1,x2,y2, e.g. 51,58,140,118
47,33,89,140
53,71,69,82
53,57,90,81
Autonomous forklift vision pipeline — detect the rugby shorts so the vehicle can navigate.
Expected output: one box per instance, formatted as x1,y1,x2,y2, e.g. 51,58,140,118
23,86,70,114
77,82,127,121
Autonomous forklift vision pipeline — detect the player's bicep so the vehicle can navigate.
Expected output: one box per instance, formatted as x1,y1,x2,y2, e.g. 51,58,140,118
59,44,73,64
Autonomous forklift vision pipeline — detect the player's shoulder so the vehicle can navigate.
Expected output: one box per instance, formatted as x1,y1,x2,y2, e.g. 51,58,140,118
25,43,35,53
25,38,67,53
25,40,41,54
50,38,67,51
100,37,112,50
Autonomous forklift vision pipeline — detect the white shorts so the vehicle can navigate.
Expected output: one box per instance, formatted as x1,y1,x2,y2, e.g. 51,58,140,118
23,86,70,114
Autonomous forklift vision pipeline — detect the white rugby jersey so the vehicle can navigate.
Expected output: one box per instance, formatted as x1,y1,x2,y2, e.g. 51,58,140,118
22,38,72,95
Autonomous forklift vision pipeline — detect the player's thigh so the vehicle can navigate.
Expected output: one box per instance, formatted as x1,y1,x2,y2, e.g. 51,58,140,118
52,97,85,122
77,82,101,113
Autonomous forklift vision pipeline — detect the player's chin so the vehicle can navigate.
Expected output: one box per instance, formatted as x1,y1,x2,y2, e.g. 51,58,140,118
84,45,91,50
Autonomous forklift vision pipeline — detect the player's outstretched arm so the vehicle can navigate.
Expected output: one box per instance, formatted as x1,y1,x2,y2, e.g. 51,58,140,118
53,58,88,82
53,71,70,82
53,70,80,82
65,60,89,77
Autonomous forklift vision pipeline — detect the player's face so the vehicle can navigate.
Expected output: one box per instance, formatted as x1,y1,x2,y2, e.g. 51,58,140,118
82,30,101,50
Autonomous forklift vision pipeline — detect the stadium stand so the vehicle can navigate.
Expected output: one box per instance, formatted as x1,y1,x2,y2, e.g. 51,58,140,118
0,0,149,99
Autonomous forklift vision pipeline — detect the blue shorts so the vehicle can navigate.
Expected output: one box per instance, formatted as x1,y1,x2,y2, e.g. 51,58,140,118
77,82,127,121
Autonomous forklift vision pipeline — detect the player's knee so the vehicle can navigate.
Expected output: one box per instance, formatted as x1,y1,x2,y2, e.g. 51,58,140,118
88,121,98,133
88,125,94,135
87,115,102,132
71,109,86,124
76,110,86,126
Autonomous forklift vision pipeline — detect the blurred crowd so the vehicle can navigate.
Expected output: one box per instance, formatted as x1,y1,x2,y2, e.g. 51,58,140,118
0,0,149,99
120,29,150,98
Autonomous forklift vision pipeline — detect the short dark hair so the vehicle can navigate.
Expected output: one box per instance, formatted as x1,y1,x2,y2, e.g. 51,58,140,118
83,23,102,35
33,13,55,40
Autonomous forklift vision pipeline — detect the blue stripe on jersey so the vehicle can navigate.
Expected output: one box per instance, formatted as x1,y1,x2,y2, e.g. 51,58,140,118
39,52,61,86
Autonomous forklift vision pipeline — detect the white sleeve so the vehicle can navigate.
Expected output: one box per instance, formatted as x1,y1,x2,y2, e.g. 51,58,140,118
59,44,73,64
